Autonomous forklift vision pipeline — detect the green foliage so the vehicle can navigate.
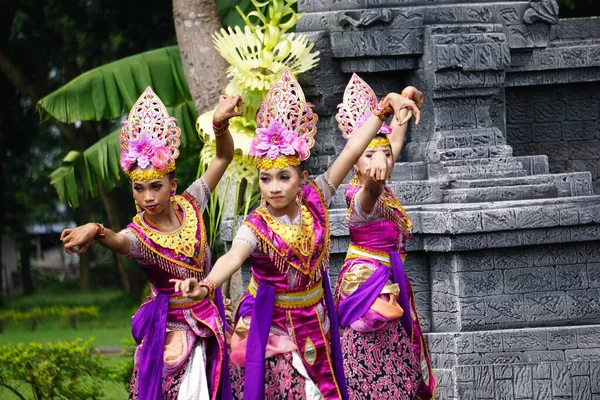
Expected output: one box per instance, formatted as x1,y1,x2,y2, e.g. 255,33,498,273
0,339,123,400
558,0,600,17
0,306,99,332
218,0,256,28
39,46,199,207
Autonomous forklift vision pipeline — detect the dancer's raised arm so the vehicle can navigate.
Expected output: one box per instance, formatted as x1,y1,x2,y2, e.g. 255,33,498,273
326,91,420,189
202,94,243,191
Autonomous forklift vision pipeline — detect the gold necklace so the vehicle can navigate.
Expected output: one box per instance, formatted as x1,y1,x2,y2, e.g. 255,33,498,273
133,195,198,257
256,201,315,271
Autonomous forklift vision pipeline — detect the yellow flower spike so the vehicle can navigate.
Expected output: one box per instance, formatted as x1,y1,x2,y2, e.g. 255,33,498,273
274,39,292,61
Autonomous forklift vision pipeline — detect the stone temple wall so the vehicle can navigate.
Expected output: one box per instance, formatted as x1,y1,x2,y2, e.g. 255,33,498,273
224,2,600,398
506,82,600,194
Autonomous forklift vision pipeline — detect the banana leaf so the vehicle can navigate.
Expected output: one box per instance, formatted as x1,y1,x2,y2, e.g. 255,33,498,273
218,0,256,28
40,46,200,207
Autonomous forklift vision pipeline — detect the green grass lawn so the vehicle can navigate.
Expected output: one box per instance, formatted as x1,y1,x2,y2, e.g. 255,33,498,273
1,288,139,347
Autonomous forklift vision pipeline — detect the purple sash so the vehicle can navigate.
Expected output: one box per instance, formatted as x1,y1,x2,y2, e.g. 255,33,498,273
243,283,276,400
337,265,390,328
131,292,168,400
322,272,349,400
214,288,232,400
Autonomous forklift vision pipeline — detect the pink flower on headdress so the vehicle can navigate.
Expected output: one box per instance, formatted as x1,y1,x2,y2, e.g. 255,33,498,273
121,130,166,170
379,123,392,135
151,146,172,170
250,121,299,160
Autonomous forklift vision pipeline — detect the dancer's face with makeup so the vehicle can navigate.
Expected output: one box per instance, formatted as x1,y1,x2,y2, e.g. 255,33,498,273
131,166,177,216
258,165,308,218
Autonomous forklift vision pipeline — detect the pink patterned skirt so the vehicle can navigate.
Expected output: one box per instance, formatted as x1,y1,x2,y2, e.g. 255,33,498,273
341,319,422,399
129,358,188,400
230,352,308,400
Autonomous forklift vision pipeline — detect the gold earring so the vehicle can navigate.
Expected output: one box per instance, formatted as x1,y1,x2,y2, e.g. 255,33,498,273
135,200,142,213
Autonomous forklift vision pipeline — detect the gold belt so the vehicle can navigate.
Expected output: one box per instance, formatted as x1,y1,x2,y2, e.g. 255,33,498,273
345,244,392,267
152,289,204,309
248,275,323,309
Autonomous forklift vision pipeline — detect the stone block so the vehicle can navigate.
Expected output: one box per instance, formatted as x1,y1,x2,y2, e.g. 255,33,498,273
557,46,588,69
548,327,578,350
474,365,495,399
538,142,569,161
487,231,523,248
577,243,600,263
480,209,517,231
507,103,535,124
506,23,551,49
571,360,590,376
570,140,600,160
450,211,482,233
533,48,557,70
567,289,600,320
494,248,533,270
474,331,503,353
562,120,596,141
507,124,532,144
532,122,562,142
524,291,567,322
543,70,572,85
495,379,514,399
503,267,556,294
330,28,422,58
532,379,551,400
456,333,474,354
494,364,513,379
566,99,600,121
556,264,589,290
552,362,573,397
577,326,600,349
513,364,533,399
578,206,600,224
535,101,566,123
591,361,600,393
566,348,600,361
503,330,547,352
485,294,525,325
557,18,592,39
573,376,592,400
588,263,600,288
534,243,577,267
459,270,504,297
522,228,570,246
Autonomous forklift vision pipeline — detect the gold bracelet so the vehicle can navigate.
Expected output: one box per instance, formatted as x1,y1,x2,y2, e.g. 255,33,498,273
400,92,414,100
372,99,394,122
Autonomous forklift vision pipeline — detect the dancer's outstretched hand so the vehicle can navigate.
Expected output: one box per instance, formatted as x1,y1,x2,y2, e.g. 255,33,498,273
170,278,208,300
213,94,244,125
402,86,424,110
365,151,391,183
61,223,98,255
384,93,420,126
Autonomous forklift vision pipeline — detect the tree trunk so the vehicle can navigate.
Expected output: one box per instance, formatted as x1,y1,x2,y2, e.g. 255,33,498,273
172,0,229,113
19,235,33,295
173,0,244,304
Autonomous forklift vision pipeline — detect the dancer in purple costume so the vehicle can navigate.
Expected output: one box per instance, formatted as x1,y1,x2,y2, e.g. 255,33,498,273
334,74,436,399
61,87,242,400
172,69,420,400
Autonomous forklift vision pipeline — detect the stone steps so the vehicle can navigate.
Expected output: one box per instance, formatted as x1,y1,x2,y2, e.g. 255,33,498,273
440,145,513,161
442,184,559,203
449,172,593,197
450,169,528,180
445,162,524,175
